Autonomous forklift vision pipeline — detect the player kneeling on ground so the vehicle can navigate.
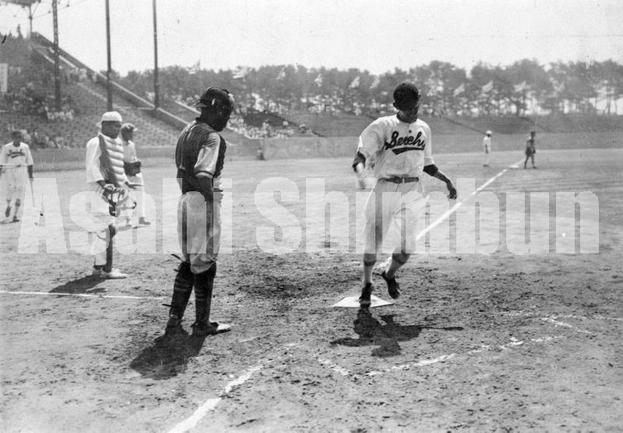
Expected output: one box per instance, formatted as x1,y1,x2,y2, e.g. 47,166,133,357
352,82,457,309
163,87,234,338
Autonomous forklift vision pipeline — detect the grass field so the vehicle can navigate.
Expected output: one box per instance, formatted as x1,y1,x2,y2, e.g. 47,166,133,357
1,147,622,432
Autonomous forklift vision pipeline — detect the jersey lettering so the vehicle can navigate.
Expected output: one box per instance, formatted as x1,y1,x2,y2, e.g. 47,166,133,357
384,130,426,154
6,149,27,159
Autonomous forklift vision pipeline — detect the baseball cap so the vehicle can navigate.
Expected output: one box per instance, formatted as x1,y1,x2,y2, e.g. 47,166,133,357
196,87,234,110
393,82,420,111
98,111,123,126
486,130,492,135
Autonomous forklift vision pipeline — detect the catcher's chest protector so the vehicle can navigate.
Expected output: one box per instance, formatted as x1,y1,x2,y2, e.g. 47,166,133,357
98,135,126,187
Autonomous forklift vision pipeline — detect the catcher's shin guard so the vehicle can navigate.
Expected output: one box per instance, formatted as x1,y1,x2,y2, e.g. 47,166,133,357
104,224,116,272
13,199,21,217
193,263,216,325
168,261,194,319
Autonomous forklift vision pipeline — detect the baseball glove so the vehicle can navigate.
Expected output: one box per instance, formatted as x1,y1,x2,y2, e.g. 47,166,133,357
124,160,142,177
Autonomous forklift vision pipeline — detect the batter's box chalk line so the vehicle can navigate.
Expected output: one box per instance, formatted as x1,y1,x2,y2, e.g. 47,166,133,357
318,334,565,378
167,364,262,433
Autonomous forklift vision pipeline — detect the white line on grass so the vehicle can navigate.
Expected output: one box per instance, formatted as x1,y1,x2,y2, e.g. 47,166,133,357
415,159,523,242
167,365,262,433
0,290,165,301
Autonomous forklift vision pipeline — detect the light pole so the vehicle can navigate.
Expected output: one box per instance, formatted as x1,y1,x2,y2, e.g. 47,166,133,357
152,0,160,110
52,0,61,111
105,0,113,111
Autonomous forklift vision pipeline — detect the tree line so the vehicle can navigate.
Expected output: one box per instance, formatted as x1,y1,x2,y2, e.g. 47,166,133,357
116,59,623,117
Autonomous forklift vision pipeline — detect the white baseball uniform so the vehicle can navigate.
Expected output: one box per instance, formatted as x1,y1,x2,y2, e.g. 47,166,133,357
482,134,491,165
357,115,433,255
0,141,33,200
84,133,129,266
122,138,147,220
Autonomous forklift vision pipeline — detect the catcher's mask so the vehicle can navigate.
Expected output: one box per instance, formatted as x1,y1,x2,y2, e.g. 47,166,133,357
196,87,234,131
104,187,136,217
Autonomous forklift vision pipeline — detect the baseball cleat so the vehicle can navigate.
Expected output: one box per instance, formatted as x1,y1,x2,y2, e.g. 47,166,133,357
138,217,151,226
12,217,20,223
165,314,184,334
359,283,373,309
381,270,400,299
190,321,231,337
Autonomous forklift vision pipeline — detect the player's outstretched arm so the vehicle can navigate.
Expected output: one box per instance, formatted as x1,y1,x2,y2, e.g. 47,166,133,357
423,164,457,199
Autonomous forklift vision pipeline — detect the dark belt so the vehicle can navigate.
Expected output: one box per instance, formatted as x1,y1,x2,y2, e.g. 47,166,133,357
381,176,419,184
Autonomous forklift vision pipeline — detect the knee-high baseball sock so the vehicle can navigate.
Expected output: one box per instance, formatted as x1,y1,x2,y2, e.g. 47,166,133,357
168,261,194,319
5,200,11,218
194,264,216,325
363,254,376,285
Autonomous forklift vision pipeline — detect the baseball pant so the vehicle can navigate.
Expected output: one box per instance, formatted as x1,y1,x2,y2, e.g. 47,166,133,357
362,179,426,256
127,173,146,219
177,191,222,274
2,167,28,219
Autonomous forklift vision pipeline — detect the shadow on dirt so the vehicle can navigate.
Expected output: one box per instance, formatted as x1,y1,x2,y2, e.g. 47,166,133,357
331,310,464,357
49,275,105,294
129,331,206,380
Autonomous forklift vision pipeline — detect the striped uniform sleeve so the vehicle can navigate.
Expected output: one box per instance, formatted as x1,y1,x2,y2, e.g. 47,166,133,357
194,132,221,179
422,122,434,166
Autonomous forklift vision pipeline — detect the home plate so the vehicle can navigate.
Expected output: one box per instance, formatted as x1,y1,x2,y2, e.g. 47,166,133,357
332,295,394,308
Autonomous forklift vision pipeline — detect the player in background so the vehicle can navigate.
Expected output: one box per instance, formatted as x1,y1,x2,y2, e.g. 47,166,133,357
120,123,151,227
524,130,537,169
162,87,234,338
0,130,34,223
85,111,134,279
352,82,457,308
482,130,492,167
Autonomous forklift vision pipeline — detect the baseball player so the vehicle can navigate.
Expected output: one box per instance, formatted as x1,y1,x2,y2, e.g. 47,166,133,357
85,111,134,279
524,130,537,169
163,87,234,338
352,82,457,309
120,123,151,227
482,130,492,167
0,130,34,223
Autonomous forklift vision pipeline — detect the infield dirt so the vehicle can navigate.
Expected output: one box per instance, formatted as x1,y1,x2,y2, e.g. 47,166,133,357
1,148,622,432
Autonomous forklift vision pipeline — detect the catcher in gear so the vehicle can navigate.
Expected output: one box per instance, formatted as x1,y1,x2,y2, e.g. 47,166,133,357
163,87,234,338
353,82,457,309
84,111,135,279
